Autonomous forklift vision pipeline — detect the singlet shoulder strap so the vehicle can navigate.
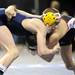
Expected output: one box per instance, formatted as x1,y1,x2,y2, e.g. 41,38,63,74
62,15,72,23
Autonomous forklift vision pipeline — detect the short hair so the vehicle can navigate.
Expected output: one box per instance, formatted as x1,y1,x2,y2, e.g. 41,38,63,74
43,8,59,14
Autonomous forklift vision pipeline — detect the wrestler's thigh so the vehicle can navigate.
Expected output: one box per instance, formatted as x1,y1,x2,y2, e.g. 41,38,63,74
0,26,16,49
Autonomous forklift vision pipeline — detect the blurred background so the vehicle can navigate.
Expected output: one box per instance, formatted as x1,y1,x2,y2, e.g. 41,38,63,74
0,0,75,15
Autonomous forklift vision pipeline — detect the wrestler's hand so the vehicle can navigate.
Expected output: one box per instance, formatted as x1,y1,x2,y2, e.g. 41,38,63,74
5,5,16,19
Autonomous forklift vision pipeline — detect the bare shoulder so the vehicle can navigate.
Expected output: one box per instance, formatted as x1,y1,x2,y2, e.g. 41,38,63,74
31,18,46,29
32,18,44,24
55,19,68,36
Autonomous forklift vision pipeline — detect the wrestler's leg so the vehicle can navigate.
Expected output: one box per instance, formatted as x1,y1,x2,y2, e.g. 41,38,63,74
0,26,19,72
60,45,75,71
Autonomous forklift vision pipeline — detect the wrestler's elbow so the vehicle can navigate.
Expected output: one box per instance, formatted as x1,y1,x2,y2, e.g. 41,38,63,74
37,47,46,56
37,47,50,56
38,51,46,56
40,54,55,62
38,48,55,62
38,47,56,62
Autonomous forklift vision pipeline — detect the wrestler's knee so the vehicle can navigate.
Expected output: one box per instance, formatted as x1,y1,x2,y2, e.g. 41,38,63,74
7,47,20,58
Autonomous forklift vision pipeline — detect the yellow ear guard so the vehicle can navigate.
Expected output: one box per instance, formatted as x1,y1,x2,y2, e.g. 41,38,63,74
42,12,57,26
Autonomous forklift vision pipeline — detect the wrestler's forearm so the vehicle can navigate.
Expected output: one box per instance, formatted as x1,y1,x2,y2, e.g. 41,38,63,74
40,43,60,62
37,31,59,56
37,33,60,62
16,9,41,18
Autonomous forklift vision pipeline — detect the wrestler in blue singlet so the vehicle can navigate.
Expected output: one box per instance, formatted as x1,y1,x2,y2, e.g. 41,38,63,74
11,12,75,48
0,8,75,49
0,9,36,50
0,8,33,36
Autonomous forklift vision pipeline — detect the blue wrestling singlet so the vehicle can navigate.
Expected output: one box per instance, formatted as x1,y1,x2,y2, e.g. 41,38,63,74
0,8,8,26
7,13,33,36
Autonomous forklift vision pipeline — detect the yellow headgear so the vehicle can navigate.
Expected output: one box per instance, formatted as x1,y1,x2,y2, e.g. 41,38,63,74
42,12,57,26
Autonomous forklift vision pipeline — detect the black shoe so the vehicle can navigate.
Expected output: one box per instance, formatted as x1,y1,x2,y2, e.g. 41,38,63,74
0,70,3,75
28,46,37,51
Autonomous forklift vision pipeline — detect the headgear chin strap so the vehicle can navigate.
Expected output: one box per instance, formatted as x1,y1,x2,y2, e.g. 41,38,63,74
42,12,61,26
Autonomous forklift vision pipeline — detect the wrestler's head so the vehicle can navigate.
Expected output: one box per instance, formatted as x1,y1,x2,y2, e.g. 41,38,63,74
5,5,16,19
42,8,61,27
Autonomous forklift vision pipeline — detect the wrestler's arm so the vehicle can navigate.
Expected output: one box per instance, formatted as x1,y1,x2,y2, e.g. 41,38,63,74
48,19,68,48
37,29,60,56
36,30,61,62
36,19,68,62
5,5,41,19
36,20,66,56
21,17,59,56
16,9,42,18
